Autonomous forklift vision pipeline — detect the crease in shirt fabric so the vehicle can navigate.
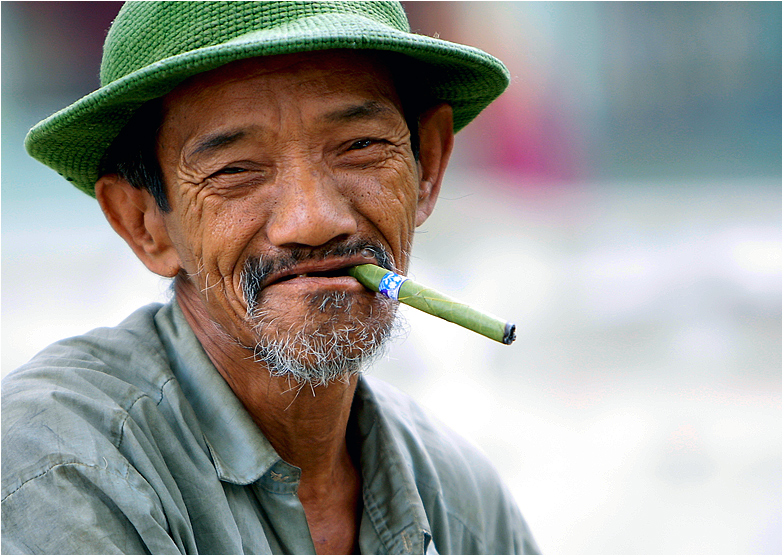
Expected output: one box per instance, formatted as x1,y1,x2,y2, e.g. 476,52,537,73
1,300,539,554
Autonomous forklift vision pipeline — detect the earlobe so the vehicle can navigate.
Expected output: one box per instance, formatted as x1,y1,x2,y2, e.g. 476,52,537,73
95,174,181,277
415,103,454,227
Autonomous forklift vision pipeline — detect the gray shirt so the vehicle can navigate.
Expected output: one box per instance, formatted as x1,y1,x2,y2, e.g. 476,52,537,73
2,301,538,554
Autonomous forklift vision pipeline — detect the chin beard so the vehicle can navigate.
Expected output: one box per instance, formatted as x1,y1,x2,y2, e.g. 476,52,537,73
238,239,401,387
247,290,399,387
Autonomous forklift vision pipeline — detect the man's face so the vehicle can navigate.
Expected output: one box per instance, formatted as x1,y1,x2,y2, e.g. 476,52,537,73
155,51,426,382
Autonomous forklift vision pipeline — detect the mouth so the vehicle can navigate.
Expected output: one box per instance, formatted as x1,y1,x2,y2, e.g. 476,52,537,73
271,267,353,285
261,255,384,290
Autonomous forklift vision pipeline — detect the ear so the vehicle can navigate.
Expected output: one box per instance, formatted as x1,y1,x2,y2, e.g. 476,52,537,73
415,103,454,226
95,174,181,278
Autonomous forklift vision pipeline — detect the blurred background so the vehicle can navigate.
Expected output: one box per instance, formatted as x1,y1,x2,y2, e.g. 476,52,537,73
2,2,780,553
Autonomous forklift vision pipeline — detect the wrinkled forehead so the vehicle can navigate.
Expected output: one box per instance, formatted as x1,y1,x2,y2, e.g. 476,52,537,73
160,50,405,122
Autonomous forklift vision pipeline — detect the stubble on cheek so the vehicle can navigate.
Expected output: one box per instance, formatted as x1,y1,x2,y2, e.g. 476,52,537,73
179,210,261,336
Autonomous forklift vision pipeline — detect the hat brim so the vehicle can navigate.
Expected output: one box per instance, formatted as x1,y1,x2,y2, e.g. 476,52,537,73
24,13,509,197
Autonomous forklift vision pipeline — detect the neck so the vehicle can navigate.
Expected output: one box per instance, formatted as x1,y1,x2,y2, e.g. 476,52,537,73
174,279,360,482
175,278,364,553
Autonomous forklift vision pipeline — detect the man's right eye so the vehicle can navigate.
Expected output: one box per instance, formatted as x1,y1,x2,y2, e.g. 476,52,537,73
348,139,375,150
216,167,247,175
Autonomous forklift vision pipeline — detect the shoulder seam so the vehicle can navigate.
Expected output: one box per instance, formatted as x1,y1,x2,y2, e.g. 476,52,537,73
2,460,130,503
156,376,176,406
116,392,147,449
116,375,175,448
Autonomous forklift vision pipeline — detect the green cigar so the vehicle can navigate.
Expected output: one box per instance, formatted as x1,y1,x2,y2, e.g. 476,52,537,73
348,264,516,345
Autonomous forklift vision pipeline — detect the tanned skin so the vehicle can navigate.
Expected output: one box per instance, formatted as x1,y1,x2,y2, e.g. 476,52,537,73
96,51,454,554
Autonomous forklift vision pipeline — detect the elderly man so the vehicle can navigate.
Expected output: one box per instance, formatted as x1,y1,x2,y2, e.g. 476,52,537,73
2,2,538,554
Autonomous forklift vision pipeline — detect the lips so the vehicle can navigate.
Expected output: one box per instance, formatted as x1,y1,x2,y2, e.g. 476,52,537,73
269,267,351,286
261,256,380,290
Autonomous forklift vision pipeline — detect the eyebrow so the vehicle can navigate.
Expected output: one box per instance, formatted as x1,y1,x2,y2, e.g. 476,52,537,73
184,101,395,160
322,100,397,123
187,130,247,159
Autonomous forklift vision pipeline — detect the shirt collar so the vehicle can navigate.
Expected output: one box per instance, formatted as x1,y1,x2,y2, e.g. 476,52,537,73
156,301,434,553
154,300,281,485
354,377,435,554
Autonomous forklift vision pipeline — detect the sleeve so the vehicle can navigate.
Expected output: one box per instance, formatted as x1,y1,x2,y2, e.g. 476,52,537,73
362,377,540,554
484,479,540,555
1,460,181,555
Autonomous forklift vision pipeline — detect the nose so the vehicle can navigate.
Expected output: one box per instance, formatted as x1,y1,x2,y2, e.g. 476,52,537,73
265,166,358,247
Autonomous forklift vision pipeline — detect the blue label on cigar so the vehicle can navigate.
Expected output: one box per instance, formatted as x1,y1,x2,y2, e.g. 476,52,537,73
378,272,407,300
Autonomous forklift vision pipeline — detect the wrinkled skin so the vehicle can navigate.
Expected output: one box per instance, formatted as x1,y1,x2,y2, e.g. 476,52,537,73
158,53,421,353
95,50,454,554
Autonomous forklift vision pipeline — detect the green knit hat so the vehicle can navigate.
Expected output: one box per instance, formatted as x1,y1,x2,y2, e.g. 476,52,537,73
24,1,509,197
